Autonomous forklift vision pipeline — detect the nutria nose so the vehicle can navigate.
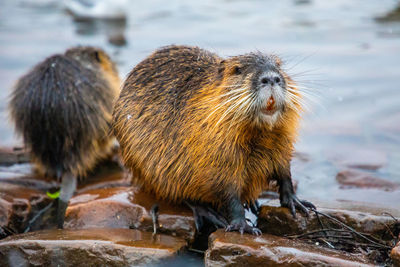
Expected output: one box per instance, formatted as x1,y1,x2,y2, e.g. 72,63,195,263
261,74,281,86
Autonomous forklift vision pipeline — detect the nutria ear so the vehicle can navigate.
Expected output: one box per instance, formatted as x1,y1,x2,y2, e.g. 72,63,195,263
275,57,282,67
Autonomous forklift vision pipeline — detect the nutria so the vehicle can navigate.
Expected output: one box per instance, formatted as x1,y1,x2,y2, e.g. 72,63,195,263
112,45,314,235
9,46,120,228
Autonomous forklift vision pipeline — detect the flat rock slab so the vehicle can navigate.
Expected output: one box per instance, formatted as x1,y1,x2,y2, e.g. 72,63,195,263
336,169,399,191
391,242,400,266
0,146,30,166
0,161,129,193
0,163,58,191
0,228,186,267
205,230,372,266
257,204,397,240
65,187,196,243
0,182,51,235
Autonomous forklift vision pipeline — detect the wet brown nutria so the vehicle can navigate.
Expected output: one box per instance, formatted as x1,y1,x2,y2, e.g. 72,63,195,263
9,46,120,228
112,45,315,235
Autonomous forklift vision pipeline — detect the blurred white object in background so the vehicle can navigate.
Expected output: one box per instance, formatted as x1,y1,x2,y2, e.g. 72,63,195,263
63,0,128,20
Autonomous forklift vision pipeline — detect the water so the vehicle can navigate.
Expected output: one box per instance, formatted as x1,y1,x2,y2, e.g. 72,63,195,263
1,0,400,206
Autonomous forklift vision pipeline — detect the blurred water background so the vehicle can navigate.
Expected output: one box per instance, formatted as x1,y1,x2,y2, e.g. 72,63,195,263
1,0,399,207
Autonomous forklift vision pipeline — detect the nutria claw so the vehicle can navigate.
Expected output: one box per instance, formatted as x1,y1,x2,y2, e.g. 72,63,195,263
225,220,262,236
282,193,316,218
245,200,260,216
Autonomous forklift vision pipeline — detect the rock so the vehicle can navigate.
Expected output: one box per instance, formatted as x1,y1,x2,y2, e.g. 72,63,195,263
0,163,59,192
327,146,387,170
0,182,52,234
336,169,400,191
391,242,400,266
0,228,186,266
77,168,131,193
65,187,196,243
0,160,130,233
0,146,30,166
257,204,397,241
205,230,372,266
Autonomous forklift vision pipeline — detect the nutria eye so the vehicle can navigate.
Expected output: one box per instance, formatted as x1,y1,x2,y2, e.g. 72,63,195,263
233,66,241,75
94,51,101,63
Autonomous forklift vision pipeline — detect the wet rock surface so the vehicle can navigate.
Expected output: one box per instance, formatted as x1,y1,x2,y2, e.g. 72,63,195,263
336,169,400,190
391,242,400,266
0,228,187,267
205,230,373,266
0,182,52,235
0,146,30,166
0,146,398,266
257,202,397,240
65,187,197,243
0,163,58,191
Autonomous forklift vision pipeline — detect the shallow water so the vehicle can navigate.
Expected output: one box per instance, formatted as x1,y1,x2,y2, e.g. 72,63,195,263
1,0,400,206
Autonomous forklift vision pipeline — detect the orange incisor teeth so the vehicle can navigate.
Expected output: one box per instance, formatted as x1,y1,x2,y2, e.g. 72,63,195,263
266,96,275,111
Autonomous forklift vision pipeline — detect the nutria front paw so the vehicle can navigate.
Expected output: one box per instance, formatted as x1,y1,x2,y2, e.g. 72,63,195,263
226,219,262,236
280,192,316,218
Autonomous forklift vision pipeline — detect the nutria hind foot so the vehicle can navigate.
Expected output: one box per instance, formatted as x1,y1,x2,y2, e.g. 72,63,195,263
185,201,229,232
57,173,77,229
279,178,316,218
226,219,262,236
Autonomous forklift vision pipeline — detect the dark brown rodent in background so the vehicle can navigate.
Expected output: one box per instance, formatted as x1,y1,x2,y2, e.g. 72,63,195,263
9,46,120,228
112,45,315,235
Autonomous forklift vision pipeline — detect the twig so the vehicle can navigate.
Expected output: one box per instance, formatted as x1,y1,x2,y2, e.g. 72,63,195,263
319,238,335,249
24,201,54,233
313,210,392,249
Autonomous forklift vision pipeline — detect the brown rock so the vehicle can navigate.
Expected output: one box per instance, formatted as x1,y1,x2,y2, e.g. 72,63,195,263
0,160,130,233
336,169,400,190
257,204,397,241
0,182,52,234
0,228,186,266
0,163,58,191
0,146,30,166
76,168,131,193
391,242,400,266
65,187,196,243
205,230,372,266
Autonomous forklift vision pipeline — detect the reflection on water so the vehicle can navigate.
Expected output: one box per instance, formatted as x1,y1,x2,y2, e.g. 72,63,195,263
0,0,399,207
376,3,400,23
72,18,127,46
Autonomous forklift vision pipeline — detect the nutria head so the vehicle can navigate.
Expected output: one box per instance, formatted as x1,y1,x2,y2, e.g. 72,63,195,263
65,46,118,75
216,53,299,128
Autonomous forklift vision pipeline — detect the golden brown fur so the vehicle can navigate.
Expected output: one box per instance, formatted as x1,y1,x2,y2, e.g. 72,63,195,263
112,45,303,209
